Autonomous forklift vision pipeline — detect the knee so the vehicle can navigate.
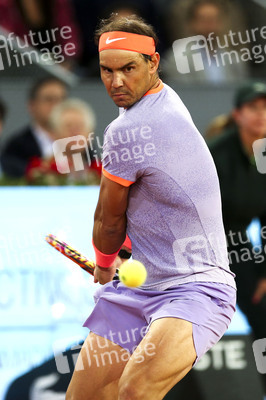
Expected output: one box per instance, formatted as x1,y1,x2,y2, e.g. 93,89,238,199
118,383,138,400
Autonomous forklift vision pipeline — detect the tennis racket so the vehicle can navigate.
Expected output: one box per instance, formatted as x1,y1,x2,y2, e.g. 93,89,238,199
45,234,119,279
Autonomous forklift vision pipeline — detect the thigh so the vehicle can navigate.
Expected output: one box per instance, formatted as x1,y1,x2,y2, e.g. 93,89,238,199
118,318,197,400
66,332,130,400
90,380,119,400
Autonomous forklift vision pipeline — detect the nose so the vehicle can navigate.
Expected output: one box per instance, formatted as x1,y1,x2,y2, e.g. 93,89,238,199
112,72,123,88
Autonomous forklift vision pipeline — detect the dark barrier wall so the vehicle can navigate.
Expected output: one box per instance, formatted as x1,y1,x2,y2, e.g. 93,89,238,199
165,335,264,400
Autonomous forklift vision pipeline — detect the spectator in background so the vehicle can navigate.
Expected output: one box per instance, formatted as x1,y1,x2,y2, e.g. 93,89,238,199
241,0,266,79
0,0,82,71
162,0,249,82
50,98,96,140
0,98,7,176
0,77,67,178
204,113,235,140
48,98,102,182
0,98,7,135
207,82,266,395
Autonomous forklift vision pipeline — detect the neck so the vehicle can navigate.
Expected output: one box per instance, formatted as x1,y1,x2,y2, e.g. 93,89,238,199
149,76,160,91
34,123,53,139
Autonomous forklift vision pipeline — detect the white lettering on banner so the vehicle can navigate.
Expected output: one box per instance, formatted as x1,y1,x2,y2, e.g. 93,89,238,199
195,340,247,371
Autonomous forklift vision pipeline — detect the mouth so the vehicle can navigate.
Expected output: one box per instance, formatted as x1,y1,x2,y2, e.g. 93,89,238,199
112,95,126,100
112,92,128,98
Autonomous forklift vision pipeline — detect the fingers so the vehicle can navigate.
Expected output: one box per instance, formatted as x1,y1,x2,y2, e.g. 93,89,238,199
93,265,116,285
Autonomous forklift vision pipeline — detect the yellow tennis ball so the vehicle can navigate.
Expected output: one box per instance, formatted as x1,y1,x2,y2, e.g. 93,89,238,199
119,260,147,287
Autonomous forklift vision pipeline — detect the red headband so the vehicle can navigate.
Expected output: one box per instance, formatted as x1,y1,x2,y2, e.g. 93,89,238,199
99,31,155,55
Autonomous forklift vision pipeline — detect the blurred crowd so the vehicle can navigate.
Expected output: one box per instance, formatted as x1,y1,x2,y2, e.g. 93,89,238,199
0,0,265,185
0,77,102,185
0,0,265,79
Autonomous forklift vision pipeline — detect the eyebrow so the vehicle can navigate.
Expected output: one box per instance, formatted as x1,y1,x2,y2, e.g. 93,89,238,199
100,61,137,70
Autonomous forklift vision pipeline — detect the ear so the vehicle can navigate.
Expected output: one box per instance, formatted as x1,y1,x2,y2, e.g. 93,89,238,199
149,52,160,74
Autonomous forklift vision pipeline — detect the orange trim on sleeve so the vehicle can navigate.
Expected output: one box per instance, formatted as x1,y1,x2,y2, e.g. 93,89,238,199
143,80,164,97
102,168,134,187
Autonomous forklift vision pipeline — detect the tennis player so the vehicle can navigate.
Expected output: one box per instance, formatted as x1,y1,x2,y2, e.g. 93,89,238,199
66,14,236,400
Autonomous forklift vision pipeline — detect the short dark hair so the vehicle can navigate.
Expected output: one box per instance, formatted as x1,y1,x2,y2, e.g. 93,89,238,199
0,98,7,122
95,14,158,62
28,77,68,101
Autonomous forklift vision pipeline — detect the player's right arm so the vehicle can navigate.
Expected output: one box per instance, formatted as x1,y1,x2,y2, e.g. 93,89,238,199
93,174,130,284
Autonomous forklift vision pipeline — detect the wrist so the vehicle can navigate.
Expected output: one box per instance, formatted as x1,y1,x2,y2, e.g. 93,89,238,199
92,240,119,268
97,264,114,271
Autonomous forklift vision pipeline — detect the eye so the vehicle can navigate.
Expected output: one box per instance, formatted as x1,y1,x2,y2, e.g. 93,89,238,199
102,67,112,73
124,66,134,72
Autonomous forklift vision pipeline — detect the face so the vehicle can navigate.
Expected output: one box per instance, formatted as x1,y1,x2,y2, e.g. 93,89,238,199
56,109,90,138
29,82,67,129
99,49,159,108
233,98,266,138
190,4,224,37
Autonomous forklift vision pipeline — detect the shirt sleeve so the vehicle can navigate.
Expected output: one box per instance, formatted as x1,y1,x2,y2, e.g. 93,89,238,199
102,119,156,186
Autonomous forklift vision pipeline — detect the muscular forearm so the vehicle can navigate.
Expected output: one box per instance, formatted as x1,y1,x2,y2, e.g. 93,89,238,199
92,175,130,261
93,216,127,254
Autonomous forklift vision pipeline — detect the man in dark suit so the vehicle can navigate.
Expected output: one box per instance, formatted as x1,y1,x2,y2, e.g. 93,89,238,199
0,98,7,135
0,98,7,176
0,77,68,178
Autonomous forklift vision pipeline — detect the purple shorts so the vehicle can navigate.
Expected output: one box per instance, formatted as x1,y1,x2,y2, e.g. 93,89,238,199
83,280,236,365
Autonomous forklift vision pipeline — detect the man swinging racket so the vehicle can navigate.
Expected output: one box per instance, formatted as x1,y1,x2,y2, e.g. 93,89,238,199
66,14,236,400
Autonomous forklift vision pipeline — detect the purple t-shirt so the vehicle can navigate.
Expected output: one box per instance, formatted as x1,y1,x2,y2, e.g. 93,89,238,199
102,81,236,291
